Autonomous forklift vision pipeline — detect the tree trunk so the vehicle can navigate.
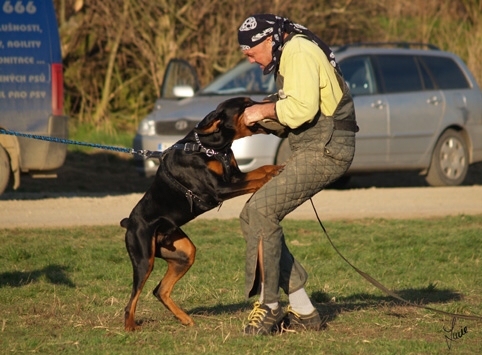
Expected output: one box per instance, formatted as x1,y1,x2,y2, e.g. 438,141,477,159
92,0,129,124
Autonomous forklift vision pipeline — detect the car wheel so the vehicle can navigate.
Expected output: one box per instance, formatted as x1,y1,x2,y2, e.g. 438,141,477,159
328,175,352,189
0,145,10,194
425,129,469,186
275,139,291,164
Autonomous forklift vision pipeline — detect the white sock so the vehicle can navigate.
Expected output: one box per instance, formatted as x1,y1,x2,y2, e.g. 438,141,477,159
259,283,278,310
289,288,315,315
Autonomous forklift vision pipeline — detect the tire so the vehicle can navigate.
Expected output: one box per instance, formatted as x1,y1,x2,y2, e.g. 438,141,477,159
275,139,291,164
328,175,352,189
0,145,10,195
425,129,469,186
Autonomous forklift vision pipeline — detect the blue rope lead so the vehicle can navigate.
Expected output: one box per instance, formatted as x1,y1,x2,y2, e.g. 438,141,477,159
0,128,161,158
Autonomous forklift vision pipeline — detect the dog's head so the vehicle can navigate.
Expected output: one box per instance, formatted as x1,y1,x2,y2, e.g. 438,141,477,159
193,97,268,150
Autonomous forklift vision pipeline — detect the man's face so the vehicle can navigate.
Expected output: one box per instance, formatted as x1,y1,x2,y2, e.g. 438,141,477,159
242,36,272,70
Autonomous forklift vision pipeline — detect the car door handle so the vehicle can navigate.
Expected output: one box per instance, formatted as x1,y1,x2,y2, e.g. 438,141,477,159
427,96,441,106
371,100,385,110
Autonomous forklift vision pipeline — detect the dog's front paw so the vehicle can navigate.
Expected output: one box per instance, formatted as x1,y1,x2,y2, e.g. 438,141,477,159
258,164,284,184
267,164,284,177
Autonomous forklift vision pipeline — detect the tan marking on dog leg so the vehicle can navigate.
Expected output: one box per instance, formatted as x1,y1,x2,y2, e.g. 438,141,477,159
154,231,196,326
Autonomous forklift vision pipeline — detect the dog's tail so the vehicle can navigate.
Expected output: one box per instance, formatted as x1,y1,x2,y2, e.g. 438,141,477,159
120,217,130,229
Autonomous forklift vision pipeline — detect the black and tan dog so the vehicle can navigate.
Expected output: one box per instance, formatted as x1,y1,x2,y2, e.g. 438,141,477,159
121,97,283,331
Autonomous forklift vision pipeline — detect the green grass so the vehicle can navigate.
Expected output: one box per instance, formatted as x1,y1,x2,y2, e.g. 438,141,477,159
1,216,481,354
67,123,135,153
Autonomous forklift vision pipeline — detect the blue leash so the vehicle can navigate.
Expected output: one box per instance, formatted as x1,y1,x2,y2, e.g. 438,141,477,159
0,128,161,158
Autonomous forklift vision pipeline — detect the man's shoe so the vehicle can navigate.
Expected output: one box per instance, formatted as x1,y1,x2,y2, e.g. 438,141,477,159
282,306,326,331
243,302,285,335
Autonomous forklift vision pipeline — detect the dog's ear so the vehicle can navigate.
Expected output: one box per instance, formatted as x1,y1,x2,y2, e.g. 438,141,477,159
197,110,216,127
219,97,254,128
227,97,255,113
195,96,257,141
195,110,224,134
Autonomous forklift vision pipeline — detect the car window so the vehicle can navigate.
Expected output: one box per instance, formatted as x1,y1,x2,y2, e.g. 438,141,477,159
417,59,435,90
376,55,423,93
418,56,470,90
339,56,377,96
161,59,200,98
201,60,275,95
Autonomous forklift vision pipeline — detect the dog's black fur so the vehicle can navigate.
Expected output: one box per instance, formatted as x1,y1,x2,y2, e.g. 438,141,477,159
121,97,283,331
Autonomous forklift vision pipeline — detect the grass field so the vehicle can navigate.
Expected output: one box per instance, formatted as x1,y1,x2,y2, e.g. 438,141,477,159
1,216,481,354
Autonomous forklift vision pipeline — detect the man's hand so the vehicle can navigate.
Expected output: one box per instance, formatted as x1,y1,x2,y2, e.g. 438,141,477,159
243,103,276,126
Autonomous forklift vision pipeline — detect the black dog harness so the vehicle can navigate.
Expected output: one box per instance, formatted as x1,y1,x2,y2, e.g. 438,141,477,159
160,133,233,212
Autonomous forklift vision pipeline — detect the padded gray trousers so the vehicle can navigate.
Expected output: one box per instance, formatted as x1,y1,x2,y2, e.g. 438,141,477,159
240,88,356,303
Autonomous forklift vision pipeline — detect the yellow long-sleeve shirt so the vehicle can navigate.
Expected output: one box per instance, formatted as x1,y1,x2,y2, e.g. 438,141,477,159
275,35,343,129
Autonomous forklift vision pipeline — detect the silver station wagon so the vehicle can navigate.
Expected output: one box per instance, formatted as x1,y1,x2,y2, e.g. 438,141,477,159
133,43,482,186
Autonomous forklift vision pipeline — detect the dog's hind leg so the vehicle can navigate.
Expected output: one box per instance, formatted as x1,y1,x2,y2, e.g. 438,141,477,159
124,227,157,331
153,228,196,326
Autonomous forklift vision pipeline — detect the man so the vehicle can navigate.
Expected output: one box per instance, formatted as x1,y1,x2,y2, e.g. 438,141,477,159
237,14,357,335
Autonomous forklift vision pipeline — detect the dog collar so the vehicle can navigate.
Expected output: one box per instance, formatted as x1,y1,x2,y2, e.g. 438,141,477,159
193,132,222,157
171,132,233,183
171,142,203,153
171,132,223,157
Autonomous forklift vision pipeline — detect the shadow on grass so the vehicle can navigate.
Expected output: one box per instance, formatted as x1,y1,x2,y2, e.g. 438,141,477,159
184,287,463,323
0,264,75,288
312,287,464,322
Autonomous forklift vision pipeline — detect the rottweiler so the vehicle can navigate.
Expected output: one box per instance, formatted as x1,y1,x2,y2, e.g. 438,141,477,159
121,97,283,331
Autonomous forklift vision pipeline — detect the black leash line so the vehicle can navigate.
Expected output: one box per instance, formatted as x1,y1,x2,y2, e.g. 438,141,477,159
309,198,482,322
0,128,162,158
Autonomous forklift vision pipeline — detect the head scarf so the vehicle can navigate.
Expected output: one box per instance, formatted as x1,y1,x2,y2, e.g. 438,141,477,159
238,14,341,76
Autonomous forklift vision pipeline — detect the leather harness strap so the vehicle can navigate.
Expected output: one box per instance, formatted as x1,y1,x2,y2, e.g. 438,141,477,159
159,155,219,212
161,132,233,212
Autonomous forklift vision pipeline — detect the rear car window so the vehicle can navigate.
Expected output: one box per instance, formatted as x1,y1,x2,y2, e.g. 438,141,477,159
418,56,470,90
376,55,423,93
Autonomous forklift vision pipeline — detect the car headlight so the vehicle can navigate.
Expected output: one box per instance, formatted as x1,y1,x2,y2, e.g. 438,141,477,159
137,119,155,136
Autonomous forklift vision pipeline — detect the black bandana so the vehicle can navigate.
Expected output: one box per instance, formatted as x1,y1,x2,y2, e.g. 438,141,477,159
238,14,341,76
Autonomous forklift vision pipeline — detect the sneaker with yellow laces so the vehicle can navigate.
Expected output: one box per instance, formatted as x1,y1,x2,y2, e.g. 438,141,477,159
243,302,285,335
282,306,325,331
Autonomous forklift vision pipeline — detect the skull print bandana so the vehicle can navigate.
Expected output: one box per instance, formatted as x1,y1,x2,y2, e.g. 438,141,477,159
238,14,341,76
